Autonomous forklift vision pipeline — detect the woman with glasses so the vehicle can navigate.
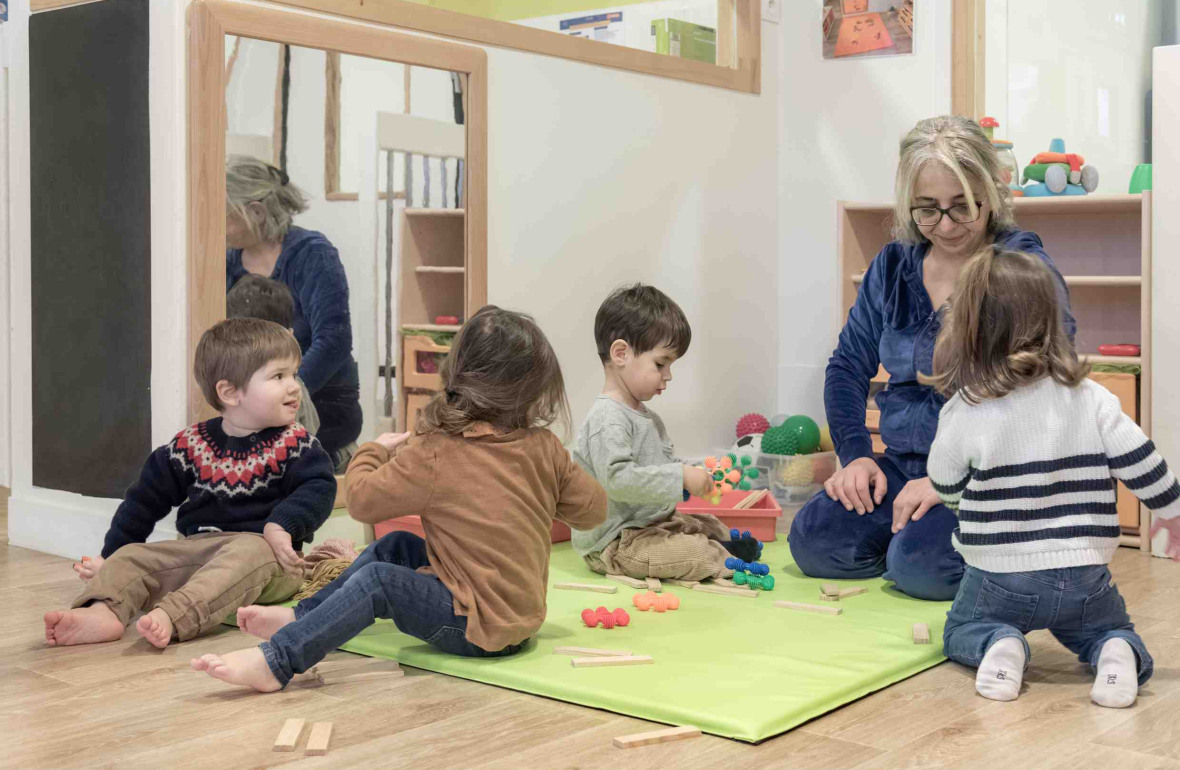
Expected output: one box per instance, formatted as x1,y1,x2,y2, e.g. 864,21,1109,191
224,156,362,471
788,116,1076,600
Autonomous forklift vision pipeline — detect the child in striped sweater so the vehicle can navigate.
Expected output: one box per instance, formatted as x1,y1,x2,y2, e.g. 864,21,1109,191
910,248,1180,708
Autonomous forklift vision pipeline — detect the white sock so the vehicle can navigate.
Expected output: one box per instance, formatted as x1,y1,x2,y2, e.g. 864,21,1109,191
1091,638,1139,708
976,637,1025,702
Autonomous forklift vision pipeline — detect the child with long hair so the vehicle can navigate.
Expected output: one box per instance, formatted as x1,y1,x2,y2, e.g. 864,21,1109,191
192,306,607,691
906,248,1179,707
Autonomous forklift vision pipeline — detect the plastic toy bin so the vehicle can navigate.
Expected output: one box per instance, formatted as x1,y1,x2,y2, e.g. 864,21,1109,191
677,489,783,542
761,451,838,503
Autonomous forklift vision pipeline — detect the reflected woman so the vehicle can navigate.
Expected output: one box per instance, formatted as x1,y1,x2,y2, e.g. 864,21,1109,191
225,156,361,470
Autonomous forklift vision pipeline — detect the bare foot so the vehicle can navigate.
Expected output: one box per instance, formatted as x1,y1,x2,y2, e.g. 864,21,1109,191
237,605,296,641
44,604,125,646
135,608,174,649
190,648,282,693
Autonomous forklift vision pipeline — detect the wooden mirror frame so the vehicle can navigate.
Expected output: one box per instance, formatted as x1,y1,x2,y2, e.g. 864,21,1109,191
187,0,488,423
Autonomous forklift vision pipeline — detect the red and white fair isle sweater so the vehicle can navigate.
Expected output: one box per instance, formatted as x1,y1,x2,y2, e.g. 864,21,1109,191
100,418,336,558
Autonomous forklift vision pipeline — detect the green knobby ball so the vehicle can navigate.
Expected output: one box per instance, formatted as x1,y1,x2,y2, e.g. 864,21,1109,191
760,424,798,456
781,415,821,454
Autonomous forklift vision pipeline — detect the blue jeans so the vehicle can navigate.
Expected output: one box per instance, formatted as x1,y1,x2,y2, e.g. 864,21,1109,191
944,564,1153,685
260,532,525,687
788,452,964,600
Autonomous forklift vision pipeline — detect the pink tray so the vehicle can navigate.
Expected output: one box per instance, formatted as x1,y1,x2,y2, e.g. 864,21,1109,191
677,489,782,542
373,515,572,543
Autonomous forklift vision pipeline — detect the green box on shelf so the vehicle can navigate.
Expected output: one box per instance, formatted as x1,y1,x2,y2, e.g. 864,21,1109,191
651,18,717,64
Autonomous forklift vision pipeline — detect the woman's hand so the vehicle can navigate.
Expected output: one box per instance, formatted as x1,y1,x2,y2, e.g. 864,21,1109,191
73,555,104,582
824,457,887,514
373,432,411,454
891,477,943,533
263,522,307,576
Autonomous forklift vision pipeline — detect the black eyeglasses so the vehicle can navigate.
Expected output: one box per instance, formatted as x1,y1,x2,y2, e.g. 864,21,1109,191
910,201,985,226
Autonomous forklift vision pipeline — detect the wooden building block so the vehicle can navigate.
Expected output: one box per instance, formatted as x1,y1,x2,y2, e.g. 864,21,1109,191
606,574,647,589
774,600,842,616
554,646,633,657
664,579,700,589
839,587,869,598
913,622,931,644
571,655,654,668
645,577,662,593
304,722,333,756
821,583,841,598
819,593,839,602
553,582,618,594
273,718,305,752
613,725,702,749
733,489,768,510
693,583,757,598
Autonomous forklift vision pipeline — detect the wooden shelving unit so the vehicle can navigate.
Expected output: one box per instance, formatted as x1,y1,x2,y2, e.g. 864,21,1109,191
838,192,1152,549
397,207,470,432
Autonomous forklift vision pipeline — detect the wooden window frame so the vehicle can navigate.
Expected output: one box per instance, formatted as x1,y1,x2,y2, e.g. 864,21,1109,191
951,0,986,119
272,0,761,95
188,0,488,422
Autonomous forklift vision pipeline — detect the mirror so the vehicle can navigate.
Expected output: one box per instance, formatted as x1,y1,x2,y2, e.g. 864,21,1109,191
200,2,486,474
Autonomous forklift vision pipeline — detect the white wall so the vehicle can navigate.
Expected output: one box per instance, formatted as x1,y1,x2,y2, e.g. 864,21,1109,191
1152,44,1180,556
985,0,1164,195
775,0,951,424
7,0,779,557
0,19,13,489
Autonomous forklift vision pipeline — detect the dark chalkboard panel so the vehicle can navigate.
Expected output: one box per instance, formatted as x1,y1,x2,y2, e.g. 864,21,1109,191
30,0,152,498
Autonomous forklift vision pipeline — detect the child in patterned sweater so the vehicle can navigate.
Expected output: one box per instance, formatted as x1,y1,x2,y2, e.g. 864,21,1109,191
44,318,336,650
908,248,1180,708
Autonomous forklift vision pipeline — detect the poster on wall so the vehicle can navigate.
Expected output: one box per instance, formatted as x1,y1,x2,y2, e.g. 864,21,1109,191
823,0,913,59
1,2,8,22
560,11,624,46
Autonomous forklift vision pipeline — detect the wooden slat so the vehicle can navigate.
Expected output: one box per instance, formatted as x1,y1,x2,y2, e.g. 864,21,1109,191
570,655,653,668
304,722,332,756
273,718,305,752
613,725,701,749
774,600,842,616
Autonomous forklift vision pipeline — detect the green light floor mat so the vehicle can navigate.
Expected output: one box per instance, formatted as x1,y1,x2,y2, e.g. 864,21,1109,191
252,539,951,743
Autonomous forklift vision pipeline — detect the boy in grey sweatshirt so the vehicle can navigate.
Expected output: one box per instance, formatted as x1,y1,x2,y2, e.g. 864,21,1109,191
571,284,759,580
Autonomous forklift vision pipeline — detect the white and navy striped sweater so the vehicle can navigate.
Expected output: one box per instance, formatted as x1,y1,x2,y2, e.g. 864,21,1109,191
928,377,1180,573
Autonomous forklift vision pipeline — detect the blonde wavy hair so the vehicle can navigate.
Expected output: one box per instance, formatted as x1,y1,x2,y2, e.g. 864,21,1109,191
415,306,571,438
893,116,1016,244
928,248,1087,404
226,155,309,244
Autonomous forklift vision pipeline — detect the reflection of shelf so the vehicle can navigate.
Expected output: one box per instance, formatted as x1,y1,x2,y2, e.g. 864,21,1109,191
1083,354,1142,366
405,208,465,217
851,274,1141,287
402,323,462,333
840,194,1143,216
415,266,465,274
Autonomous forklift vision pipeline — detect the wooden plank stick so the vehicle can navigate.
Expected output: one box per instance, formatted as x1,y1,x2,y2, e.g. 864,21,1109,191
733,489,768,510
304,722,333,756
664,579,700,589
553,582,618,594
645,577,662,593
606,573,647,589
613,724,702,749
821,583,841,598
273,718,305,752
913,622,931,644
839,586,869,598
571,655,654,668
554,646,633,657
774,600,842,616
693,583,757,598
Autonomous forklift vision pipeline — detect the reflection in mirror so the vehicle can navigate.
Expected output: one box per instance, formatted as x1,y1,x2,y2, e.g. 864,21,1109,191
399,0,736,67
222,38,467,473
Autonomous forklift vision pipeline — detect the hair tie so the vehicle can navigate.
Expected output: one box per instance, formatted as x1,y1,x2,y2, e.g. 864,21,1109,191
267,164,289,186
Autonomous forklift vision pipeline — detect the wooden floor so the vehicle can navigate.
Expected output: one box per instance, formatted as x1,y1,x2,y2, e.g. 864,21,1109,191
3,487,1180,769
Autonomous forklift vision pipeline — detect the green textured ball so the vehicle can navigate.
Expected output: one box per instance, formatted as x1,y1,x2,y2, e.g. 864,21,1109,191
760,424,798,456
781,415,821,454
